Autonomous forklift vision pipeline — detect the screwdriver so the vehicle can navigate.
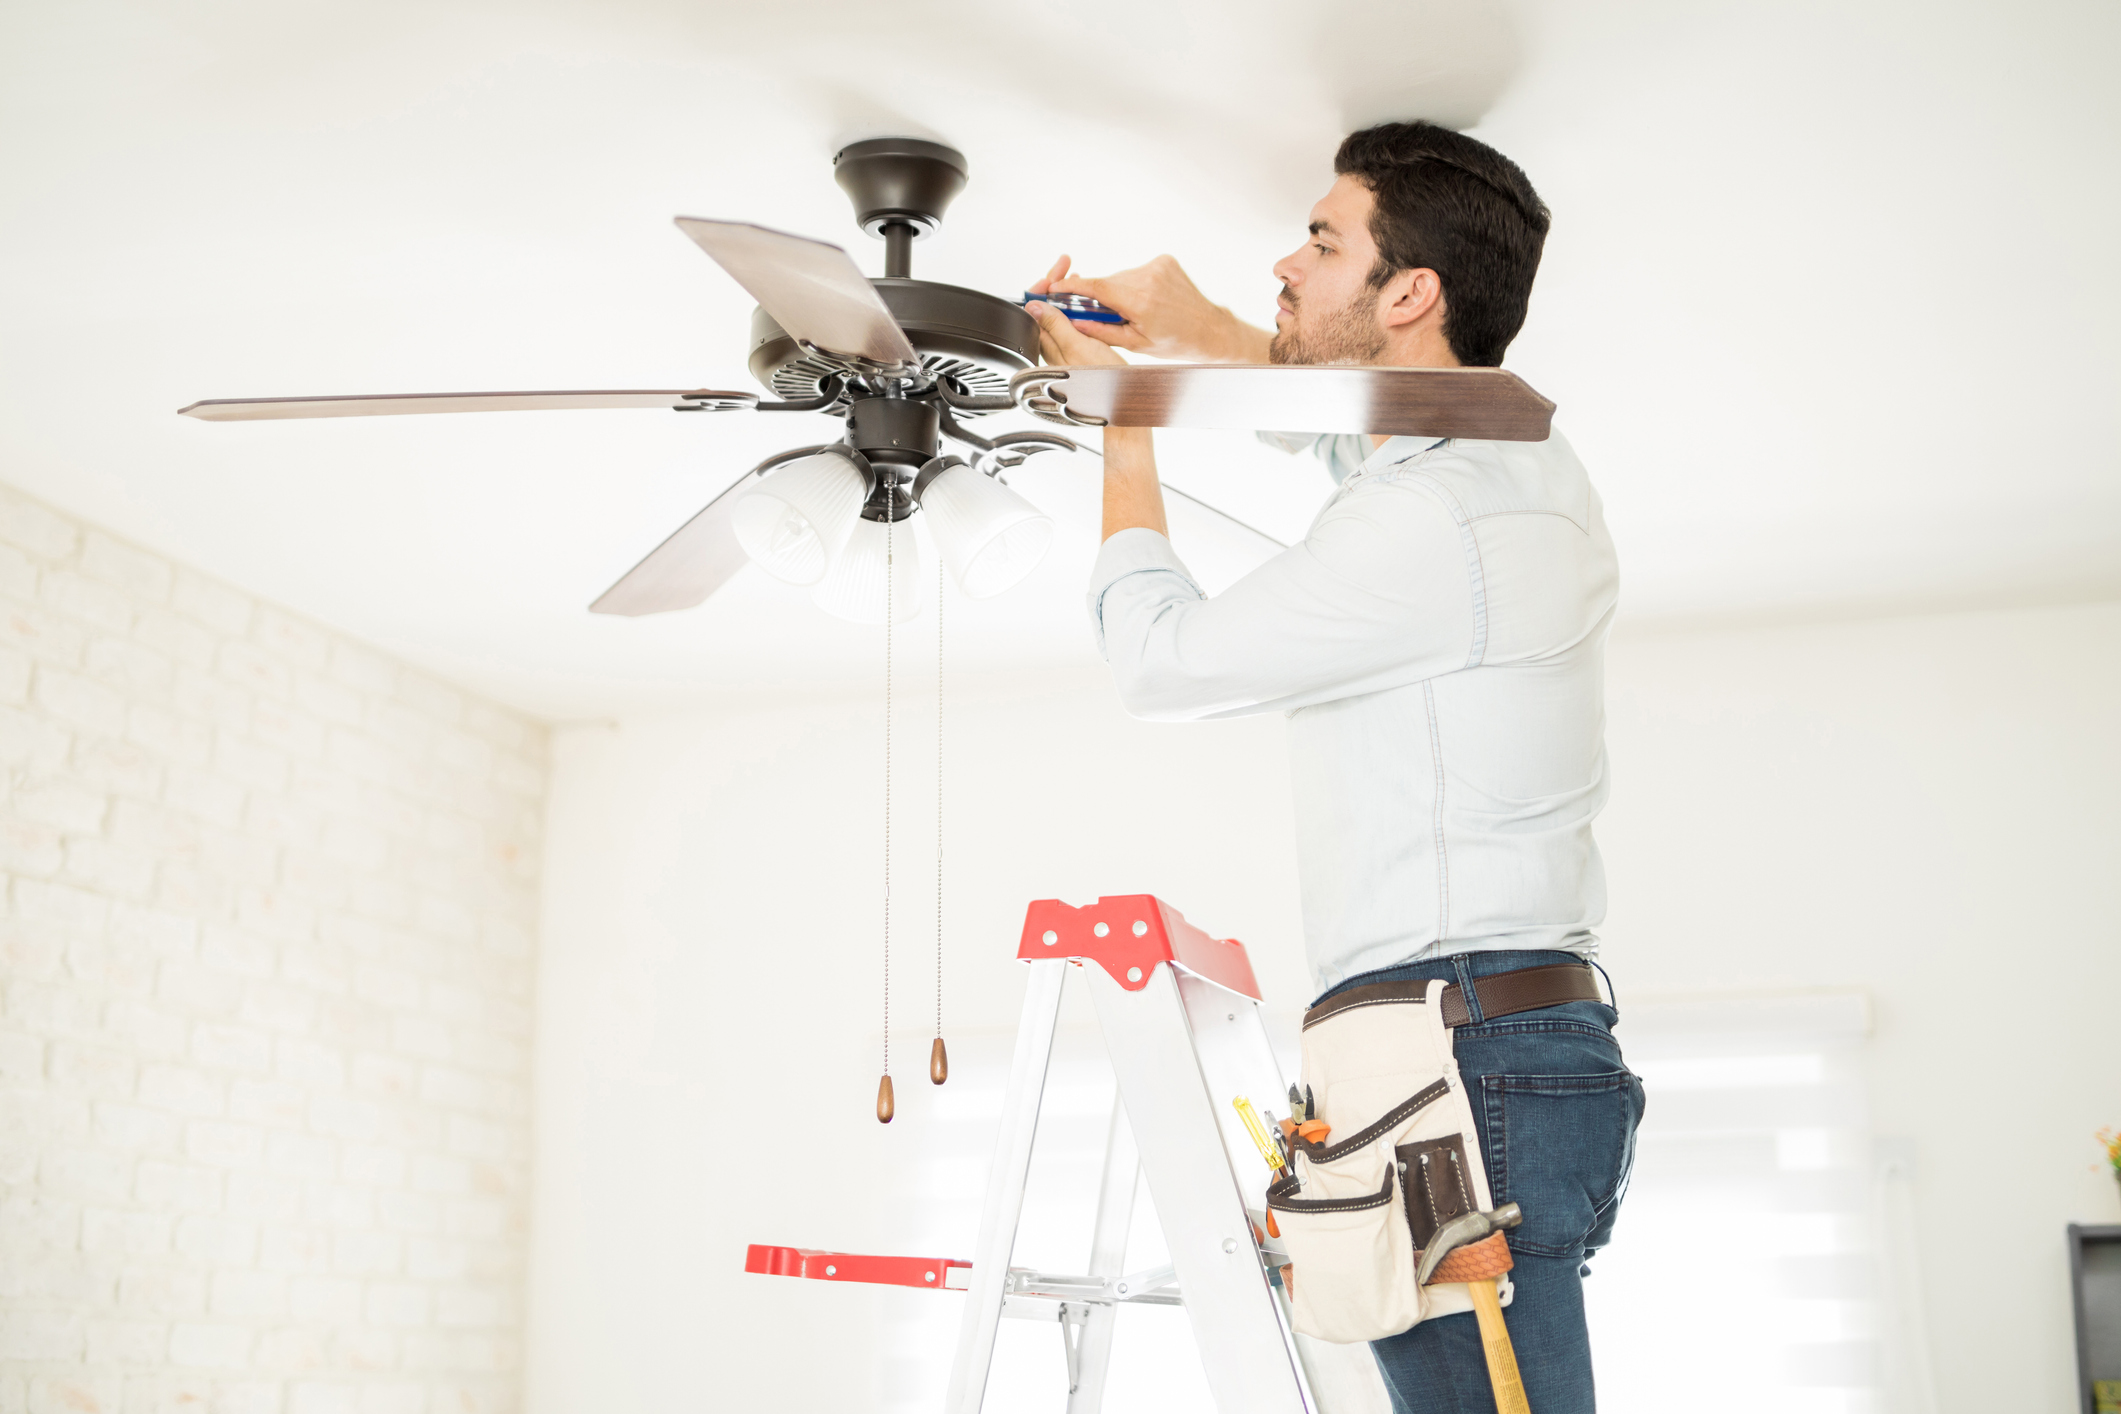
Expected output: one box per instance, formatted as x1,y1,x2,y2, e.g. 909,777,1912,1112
1232,1096,1286,1173
1018,291,1126,324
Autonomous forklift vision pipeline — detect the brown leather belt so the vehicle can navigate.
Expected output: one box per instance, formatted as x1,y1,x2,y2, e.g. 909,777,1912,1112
1303,961,1603,1031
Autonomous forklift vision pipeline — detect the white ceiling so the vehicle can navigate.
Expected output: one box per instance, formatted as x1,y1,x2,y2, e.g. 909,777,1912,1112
2,0,2115,720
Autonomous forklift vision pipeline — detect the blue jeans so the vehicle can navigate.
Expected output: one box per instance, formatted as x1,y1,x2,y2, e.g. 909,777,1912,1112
1315,950,1646,1414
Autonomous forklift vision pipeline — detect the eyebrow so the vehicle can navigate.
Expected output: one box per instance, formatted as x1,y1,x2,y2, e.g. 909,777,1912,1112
1308,220,1340,238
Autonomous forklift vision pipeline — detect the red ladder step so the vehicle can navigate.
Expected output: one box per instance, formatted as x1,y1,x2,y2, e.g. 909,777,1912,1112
745,1244,972,1291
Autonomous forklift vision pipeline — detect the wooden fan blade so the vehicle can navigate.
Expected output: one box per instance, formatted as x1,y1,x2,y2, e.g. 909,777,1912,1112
178,390,756,421
589,445,834,617
674,218,918,370
1014,364,1556,441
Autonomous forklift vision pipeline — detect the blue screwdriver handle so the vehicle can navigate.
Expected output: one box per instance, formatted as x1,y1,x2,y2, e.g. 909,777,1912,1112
1019,292,1126,324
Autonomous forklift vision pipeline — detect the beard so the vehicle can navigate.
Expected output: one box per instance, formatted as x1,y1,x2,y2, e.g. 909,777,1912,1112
1267,284,1388,366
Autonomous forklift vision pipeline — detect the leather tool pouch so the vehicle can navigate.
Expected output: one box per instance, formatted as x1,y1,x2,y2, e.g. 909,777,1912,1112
1267,978,1499,1343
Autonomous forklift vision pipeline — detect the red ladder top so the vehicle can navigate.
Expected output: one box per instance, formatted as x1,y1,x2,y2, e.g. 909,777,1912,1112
1016,894,1261,1000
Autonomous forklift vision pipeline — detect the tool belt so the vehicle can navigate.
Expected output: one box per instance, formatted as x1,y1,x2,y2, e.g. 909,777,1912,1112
1266,962,1600,1343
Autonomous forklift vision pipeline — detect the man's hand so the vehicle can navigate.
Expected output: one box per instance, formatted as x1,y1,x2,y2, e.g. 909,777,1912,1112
1024,295,1129,372
1030,255,1272,364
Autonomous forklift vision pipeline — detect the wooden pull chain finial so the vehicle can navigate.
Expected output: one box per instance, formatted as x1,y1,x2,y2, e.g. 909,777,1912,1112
930,1036,949,1085
876,504,896,1127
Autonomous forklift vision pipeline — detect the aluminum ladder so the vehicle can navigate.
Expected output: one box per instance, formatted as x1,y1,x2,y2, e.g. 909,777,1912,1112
745,893,1392,1413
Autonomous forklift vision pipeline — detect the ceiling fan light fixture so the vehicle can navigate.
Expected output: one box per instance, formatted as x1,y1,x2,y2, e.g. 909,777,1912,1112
921,462,1055,599
730,451,869,586
811,515,926,624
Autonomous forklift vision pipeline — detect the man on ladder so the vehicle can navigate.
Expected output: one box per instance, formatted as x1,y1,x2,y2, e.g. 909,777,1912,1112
1025,120,1646,1414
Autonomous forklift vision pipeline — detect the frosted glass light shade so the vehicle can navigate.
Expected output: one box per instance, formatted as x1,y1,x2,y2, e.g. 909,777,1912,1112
810,516,925,624
921,463,1055,598
731,451,867,585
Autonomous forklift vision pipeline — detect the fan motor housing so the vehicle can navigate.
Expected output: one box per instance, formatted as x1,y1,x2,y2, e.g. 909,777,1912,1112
748,279,1038,415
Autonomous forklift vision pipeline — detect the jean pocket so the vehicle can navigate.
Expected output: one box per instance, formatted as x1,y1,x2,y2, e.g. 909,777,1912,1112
1479,1069,1645,1259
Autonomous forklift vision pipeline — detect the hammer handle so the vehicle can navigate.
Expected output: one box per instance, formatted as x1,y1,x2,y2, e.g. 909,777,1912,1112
1467,1279,1532,1414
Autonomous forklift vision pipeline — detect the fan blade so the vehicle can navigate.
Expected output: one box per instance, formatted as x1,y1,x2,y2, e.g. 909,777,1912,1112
674,218,918,370
1011,429,1290,550
178,390,756,421
1161,483,1289,550
1015,364,1555,441
589,445,835,617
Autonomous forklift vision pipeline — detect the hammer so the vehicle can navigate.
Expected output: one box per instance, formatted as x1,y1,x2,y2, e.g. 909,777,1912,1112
1417,1204,1530,1414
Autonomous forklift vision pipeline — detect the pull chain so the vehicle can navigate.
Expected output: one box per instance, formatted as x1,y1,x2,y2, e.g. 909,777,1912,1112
930,557,949,1087
877,484,896,1125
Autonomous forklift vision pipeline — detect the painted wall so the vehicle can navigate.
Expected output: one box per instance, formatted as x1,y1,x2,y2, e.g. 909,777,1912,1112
1599,601,2121,1411
525,599,2121,1414
0,488,548,1414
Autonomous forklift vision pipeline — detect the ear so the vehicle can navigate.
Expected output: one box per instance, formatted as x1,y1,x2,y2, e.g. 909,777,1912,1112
1378,267,1445,329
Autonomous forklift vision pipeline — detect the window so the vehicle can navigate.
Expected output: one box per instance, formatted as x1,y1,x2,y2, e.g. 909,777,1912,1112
1583,991,1919,1414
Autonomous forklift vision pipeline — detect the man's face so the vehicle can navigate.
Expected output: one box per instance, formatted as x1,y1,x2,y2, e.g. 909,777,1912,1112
1269,174,1389,366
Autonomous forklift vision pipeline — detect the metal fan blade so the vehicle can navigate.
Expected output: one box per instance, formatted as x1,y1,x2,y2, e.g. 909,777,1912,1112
673,218,918,371
1013,364,1555,441
178,390,757,421
589,445,834,617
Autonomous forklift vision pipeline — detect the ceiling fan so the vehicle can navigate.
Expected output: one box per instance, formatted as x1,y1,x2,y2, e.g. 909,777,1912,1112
178,137,1560,1119
178,137,1557,624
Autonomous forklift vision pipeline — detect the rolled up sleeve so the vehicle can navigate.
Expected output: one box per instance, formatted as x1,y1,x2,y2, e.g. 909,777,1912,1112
1084,481,1479,721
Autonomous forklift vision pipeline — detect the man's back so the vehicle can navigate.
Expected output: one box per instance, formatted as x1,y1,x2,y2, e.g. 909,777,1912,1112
1090,429,1615,993
1284,431,1618,990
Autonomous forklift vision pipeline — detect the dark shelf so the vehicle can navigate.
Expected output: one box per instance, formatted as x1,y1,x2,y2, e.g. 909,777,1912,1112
2070,1224,2121,1414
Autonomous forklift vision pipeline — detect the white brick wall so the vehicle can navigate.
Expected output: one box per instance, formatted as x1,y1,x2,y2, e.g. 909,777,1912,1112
0,488,546,1414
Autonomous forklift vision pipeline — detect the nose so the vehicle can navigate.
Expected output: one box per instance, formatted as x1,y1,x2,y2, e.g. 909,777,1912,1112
1271,247,1303,290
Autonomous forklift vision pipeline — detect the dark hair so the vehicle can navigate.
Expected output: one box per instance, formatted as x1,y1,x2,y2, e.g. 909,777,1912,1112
1333,121,1550,367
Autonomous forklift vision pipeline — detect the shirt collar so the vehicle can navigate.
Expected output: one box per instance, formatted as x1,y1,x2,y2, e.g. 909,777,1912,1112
1355,434,1448,478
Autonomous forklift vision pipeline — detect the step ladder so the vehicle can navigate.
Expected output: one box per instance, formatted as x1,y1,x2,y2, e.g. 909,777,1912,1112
744,893,1393,1413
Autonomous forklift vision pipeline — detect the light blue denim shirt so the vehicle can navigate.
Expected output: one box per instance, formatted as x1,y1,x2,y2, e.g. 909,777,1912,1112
1087,430,1619,998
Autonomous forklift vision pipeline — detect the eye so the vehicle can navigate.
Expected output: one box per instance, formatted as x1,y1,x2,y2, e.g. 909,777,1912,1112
1315,243,1332,257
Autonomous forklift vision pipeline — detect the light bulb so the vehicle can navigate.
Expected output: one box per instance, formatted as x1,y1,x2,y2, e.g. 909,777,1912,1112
731,451,867,585
811,515,925,623
921,462,1054,598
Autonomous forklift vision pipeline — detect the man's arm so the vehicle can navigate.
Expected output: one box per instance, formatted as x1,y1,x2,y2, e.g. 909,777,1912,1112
1030,255,1271,363
1029,292,1473,722
1026,253,1278,538
1090,487,1476,722
1024,301,1170,542
1098,428,1167,544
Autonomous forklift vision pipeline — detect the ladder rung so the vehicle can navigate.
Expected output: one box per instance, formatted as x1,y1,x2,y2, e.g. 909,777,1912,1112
1004,1267,1185,1307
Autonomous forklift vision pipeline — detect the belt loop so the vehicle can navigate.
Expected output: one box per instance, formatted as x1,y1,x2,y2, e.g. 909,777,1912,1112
1590,958,1619,1018
1451,954,1483,1025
